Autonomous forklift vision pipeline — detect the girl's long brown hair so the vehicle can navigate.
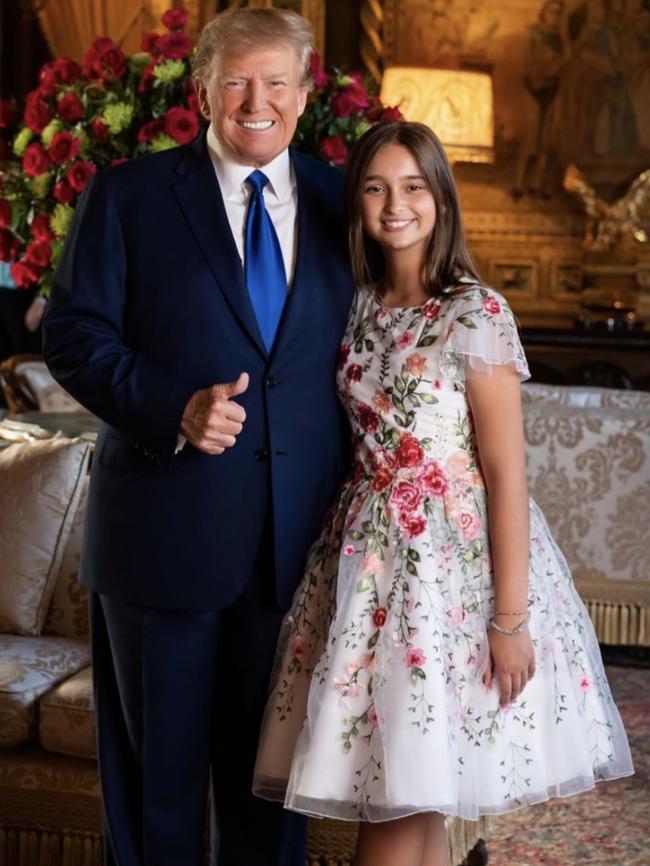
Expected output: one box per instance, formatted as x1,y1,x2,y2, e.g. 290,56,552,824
344,121,480,295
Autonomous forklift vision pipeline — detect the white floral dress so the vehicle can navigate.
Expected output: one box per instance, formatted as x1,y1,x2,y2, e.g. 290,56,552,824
253,280,633,822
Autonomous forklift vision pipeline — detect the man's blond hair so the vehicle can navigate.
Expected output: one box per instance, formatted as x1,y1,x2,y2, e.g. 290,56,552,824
192,7,315,88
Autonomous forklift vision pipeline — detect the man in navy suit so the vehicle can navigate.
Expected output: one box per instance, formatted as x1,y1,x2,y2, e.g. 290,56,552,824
43,8,353,865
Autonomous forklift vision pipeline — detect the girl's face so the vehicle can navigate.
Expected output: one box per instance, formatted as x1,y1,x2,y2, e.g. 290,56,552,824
360,143,436,257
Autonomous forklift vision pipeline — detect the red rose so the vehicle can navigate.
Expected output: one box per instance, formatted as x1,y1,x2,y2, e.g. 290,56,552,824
57,92,85,123
66,160,96,193
24,91,53,133
390,481,422,514
331,81,369,118
164,106,199,144
357,403,380,434
90,117,109,140
0,99,16,129
320,135,348,165
38,63,60,97
83,37,126,80
137,120,164,143
138,63,157,91
0,229,19,263
381,106,403,122
399,513,427,539
372,607,388,628
11,259,41,288
158,31,192,60
372,464,394,492
337,343,350,371
23,142,51,177
53,178,76,204
309,52,329,88
141,32,161,53
346,363,363,382
423,299,441,320
31,212,54,242
0,199,11,229
418,460,449,497
54,58,82,84
48,131,81,166
162,8,188,30
186,88,200,115
395,433,424,468
24,240,52,268
483,296,502,315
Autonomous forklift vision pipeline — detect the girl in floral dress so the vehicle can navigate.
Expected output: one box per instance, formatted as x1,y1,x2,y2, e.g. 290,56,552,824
253,121,633,866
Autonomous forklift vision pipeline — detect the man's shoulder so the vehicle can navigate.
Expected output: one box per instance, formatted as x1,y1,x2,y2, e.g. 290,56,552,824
291,149,343,189
97,138,202,194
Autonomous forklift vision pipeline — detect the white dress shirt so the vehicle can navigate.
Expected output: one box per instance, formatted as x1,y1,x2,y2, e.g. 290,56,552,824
206,125,298,285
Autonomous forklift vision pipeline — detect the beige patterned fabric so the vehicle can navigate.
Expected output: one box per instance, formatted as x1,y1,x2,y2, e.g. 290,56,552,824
522,382,650,410
0,438,91,636
40,666,96,759
0,635,90,746
43,477,90,639
523,394,650,643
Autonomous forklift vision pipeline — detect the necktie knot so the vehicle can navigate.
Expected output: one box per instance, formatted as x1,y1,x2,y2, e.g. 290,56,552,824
246,170,269,196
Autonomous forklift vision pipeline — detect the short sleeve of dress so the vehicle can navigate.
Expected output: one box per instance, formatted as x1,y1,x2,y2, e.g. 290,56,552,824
440,286,530,382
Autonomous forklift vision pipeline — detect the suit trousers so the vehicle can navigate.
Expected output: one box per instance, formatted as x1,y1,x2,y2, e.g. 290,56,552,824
89,530,307,866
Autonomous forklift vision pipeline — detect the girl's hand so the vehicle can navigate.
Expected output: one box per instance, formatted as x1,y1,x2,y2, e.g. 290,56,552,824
484,628,536,707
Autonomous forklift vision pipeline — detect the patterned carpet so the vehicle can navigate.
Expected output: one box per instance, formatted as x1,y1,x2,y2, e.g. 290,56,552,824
485,665,649,866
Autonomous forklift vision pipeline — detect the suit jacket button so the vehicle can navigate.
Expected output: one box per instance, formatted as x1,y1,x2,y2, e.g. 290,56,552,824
255,449,269,462
266,376,280,389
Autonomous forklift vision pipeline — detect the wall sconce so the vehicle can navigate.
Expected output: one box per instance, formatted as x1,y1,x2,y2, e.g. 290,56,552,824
380,67,495,164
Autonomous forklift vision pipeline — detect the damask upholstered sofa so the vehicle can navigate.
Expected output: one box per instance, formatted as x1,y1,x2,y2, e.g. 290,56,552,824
522,383,650,647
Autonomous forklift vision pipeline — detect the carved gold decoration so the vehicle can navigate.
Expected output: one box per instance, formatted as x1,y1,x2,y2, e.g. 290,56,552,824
360,0,384,87
380,67,494,163
564,165,650,253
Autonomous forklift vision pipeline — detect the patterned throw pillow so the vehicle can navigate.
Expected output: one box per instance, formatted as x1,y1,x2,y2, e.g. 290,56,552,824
0,438,91,636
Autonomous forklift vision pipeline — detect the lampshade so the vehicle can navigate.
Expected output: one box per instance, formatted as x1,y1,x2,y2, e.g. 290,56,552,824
380,67,495,163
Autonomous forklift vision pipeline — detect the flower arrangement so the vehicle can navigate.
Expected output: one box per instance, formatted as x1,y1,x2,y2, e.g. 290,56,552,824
0,9,400,297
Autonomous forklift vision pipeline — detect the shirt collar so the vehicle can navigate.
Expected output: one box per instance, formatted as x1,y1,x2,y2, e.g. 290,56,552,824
206,125,293,203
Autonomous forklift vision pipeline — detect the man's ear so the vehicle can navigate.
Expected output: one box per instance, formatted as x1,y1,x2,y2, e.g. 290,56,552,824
195,81,211,120
297,85,309,118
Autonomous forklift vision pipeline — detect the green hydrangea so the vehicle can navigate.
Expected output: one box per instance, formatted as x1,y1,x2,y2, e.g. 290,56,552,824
41,119,63,147
29,173,52,199
153,60,186,82
73,126,90,152
355,120,372,137
13,127,34,156
101,103,135,135
148,133,177,153
51,203,75,238
130,52,151,71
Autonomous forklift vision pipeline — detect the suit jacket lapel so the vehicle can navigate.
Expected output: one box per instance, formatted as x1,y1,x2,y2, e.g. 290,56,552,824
270,150,317,360
171,135,267,358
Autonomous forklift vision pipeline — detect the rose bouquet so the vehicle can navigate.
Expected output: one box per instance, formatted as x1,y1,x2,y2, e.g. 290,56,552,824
0,10,400,297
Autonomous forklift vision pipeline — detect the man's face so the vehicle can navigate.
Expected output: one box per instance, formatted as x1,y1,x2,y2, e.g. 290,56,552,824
197,45,308,167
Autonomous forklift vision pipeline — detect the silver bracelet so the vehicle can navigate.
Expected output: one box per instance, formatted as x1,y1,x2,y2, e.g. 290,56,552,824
489,611,531,636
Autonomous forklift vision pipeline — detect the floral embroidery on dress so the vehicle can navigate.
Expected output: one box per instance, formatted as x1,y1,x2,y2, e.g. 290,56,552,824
253,281,633,822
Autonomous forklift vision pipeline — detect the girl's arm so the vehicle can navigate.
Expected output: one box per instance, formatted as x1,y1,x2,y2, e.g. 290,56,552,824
467,364,536,706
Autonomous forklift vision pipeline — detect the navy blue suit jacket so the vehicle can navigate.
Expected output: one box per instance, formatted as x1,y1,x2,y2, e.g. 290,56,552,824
43,135,354,611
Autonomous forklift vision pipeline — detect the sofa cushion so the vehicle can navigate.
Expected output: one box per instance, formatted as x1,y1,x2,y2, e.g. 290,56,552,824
43,475,90,639
0,437,91,636
15,360,85,413
522,382,650,410
0,635,90,746
39,666,96,759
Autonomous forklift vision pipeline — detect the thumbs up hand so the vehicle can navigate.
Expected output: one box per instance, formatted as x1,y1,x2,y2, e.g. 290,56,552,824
181,372,249,455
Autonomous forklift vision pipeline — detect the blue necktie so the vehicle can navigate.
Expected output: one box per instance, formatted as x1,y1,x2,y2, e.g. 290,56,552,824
244,170,288,352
